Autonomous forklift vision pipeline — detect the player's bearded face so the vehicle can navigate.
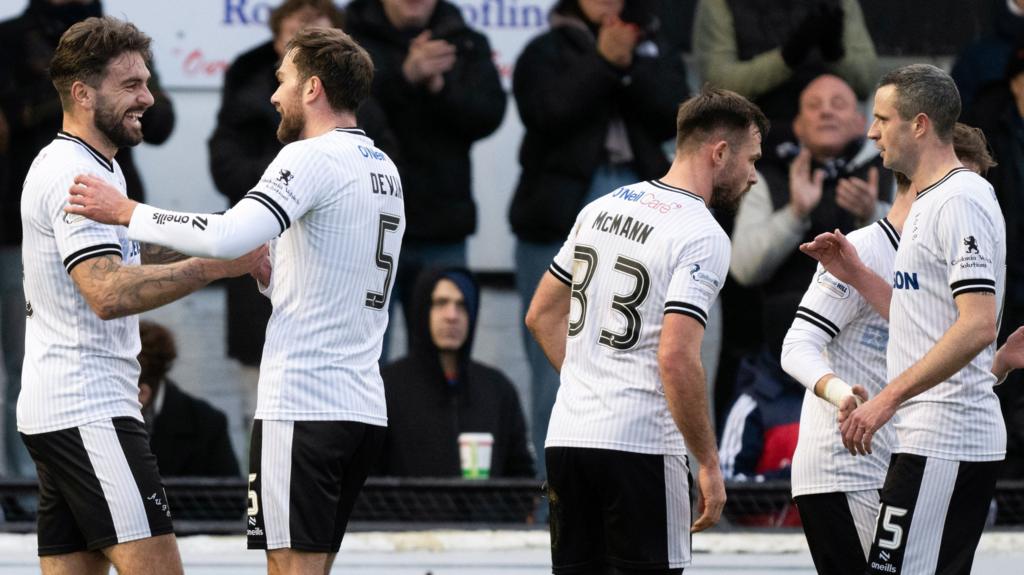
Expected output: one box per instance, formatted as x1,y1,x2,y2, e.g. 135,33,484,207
276,83,306,144
710,152,752,212
94,91,145,148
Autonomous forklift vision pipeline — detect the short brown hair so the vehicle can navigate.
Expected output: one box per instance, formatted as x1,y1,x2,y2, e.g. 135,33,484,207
138,320,177,384
286,27,373,113
675,87,769,151
269,0,344,39
952,122,996,175
877,64,960,143
49,17,152,110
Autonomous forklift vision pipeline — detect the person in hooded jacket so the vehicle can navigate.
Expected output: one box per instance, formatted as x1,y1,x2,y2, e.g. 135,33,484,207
509,0,689,478
375,267,534,478
345,0,506,360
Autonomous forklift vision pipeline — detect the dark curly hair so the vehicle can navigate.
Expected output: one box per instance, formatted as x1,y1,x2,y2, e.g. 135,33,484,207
138,320,177,385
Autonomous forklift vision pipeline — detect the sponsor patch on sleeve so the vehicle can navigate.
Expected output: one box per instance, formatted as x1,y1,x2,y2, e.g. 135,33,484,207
815,270,851,299
689,263,721,294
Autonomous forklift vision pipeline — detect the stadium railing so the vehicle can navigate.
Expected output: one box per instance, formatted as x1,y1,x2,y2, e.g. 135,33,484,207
2,478,1023,534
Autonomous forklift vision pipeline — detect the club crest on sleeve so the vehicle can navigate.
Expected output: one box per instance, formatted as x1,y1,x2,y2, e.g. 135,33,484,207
277,169,294,185
963,235,979,255
815,270,850,299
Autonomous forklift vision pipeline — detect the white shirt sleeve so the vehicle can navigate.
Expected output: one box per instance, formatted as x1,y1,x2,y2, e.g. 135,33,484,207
127,198,280,259
664,231,730,328
936,193,1000,298
55,168,125,273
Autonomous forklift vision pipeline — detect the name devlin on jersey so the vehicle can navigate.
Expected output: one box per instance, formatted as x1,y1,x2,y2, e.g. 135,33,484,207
591,211,654,245
370,172,402,198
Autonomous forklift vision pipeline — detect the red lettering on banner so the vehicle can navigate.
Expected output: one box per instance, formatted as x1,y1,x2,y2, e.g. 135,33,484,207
181,49,228,78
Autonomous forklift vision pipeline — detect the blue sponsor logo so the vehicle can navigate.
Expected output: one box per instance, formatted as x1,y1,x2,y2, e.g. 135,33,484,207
358,145,386,161
612,187,645,202
893,271,920,290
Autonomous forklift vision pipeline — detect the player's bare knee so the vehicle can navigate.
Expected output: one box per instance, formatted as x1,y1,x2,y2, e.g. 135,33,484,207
103,534,182,575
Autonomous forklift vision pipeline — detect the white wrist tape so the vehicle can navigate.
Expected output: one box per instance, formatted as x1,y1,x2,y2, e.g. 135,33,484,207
823,377,860,408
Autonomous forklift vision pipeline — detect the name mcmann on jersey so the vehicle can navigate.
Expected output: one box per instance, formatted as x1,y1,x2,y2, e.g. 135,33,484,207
590,210,655,246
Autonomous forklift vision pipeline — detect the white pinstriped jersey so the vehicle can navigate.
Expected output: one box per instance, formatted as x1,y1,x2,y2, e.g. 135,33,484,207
247,128,404,424
19,133,142,434
889,168,1005,461
787,219,898,497
545,180,730,455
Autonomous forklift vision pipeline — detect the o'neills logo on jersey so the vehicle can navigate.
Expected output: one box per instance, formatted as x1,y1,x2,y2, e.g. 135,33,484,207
893,270,920,290
152,212,190,226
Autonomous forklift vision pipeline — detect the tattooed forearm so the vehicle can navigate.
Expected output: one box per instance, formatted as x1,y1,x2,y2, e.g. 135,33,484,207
73,255,213,319
140,242,190,265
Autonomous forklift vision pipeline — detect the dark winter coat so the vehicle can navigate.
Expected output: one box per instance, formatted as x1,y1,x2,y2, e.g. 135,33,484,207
149,381,240,478
508,9,688,243
346,0,506,243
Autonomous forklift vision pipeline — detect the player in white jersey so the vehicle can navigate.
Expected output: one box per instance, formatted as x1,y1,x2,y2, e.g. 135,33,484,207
525,88,766,574
809,65,1007,575
781,123,1017,575
19,17,261,575
66,28,403,575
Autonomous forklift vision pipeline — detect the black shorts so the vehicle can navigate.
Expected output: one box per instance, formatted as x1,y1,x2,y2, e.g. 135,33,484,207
866,453,1000,575
545,447,692,574
21,417,174,556
246,419,385,553
794,490,880,575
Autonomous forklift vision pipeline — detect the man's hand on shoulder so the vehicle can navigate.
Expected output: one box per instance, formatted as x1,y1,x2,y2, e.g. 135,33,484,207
65,174,137,226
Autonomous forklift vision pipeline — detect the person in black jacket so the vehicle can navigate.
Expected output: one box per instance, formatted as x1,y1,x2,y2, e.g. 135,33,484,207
376,268,534,478
966,49,1024,481
345,0,506,359
138,321,240,479
209,0,397,369
509,0,689,477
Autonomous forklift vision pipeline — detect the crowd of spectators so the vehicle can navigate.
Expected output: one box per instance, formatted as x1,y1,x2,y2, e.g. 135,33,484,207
0,0,1021,502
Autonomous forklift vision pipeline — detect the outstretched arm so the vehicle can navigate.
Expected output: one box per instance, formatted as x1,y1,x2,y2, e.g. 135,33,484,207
66,174,281,259
841,292,997,456
801,229,892,319
70,250,263,320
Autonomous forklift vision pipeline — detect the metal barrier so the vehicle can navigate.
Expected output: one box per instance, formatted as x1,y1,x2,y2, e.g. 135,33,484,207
2,478,1023,535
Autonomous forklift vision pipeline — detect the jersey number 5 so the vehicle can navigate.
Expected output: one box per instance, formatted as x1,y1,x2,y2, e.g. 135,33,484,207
568,245,651,350
366,213,401,310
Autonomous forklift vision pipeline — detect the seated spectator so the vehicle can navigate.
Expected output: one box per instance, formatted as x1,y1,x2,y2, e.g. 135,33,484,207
509,0,689,477
209,0,396,369
693,0,877,133
138,321,240,478
730,74,892,361
952,0,1024,113
952,53,1024,479
375,268,534,478
346,0,506,361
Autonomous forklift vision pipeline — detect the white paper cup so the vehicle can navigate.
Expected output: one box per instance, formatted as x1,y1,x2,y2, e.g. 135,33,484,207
458,432,494,479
